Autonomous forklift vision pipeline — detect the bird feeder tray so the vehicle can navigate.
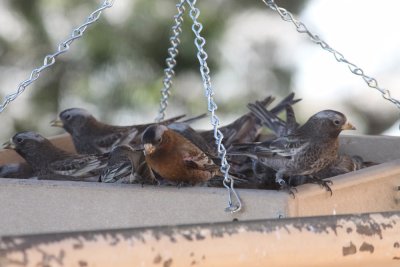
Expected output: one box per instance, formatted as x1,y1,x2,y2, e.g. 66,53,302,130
0,134,399,236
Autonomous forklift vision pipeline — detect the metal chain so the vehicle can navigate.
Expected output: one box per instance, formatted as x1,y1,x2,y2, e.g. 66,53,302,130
0,0,115,114
155,0,186,122
263,0,400,111
186,0,242,213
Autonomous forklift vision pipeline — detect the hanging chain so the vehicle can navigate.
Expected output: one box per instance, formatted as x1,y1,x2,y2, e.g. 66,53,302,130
155,0,186,122
0,0,115,114
186,0,242,213
263,0,400,111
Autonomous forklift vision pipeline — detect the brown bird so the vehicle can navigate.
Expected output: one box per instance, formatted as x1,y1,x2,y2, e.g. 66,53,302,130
3,131,108,180
199,93,301,147
141,125,220,184
51,108,205,154
229,110,356,189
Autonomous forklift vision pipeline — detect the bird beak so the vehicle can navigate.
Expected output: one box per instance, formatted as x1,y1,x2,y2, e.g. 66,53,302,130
342,121,356,130
50,118,64,127
2,139,16,150
143,143,155,155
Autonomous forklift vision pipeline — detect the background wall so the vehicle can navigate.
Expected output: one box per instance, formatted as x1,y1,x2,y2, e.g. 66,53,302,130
0,0,399,142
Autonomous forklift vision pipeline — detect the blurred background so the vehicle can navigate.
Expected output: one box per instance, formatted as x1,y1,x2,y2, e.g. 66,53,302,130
0,0,400,141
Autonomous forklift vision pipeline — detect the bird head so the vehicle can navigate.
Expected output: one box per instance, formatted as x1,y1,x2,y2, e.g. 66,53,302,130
306,110,355,138
3,131,49,158
51,108,93,134
141,125,168,156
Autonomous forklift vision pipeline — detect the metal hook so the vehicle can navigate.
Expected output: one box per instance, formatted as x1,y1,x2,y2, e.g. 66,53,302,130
223,176,242,213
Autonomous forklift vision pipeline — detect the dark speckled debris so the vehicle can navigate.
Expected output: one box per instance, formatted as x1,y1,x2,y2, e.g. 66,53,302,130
356,222,383,239
78,260,88,267
359,242,374,253
394,242,400,248
195,233,205,241
163,258,173,267
153,254,162,264
342,242,357,256
380,223,394,230
73,241,84,250
182,233,193,241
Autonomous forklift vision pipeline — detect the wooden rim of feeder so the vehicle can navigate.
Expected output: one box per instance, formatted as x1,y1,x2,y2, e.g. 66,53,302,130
1,211,399,267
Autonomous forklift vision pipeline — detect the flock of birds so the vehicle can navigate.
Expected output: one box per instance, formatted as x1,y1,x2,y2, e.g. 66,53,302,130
0,93,377,194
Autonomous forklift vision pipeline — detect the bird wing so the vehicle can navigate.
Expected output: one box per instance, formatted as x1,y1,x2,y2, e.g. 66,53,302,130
265,136,308,157
94,129,138,152
100,161,132,183
183,151,219,172
50,155,107,177
285,105,299,134
247,102,287,137
169,123,215,155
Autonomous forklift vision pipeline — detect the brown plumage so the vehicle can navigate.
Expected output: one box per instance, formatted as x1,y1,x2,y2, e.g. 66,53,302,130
50,108,203,154
228,110,356,188
141,125,219,184
3,131,108,180
199,93,301,147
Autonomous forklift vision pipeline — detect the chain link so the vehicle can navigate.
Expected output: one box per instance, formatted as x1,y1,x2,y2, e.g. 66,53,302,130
155,0,186,122
186,0,242,213
0,0,114,113
263,0,400,111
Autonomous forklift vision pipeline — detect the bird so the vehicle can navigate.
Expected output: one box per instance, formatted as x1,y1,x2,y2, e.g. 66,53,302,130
141,124,221,185
248,100,376,182
229,110,356,189
0,162,33,179
3,131,109,180
51,107,205,154
198,93,301,148
99,145,155,184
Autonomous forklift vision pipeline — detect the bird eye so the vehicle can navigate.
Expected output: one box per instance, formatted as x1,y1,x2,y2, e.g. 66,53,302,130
333,119,341,125
65,114,72,120
16,137,23,143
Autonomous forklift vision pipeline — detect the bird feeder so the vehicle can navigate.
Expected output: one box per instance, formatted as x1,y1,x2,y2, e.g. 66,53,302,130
0,133,399,236
1,0,400,266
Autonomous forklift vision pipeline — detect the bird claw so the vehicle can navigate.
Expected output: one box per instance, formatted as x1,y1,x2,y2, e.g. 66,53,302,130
276,178,286,186
310,177,333,195
285,187,297,198
278,181,297,198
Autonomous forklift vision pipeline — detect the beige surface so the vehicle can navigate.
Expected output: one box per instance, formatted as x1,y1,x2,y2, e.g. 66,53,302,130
290,159,400,216
0,134,399,236
0,179,290,235
1,212,399,267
